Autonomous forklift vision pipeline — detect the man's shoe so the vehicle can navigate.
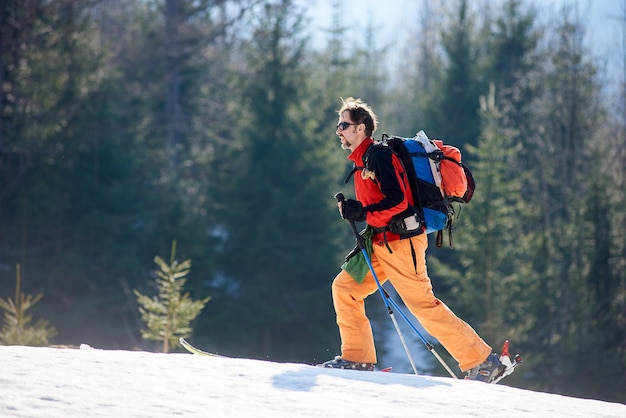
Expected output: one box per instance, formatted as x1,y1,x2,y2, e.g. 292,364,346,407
466,353,505,383
318,356,375,371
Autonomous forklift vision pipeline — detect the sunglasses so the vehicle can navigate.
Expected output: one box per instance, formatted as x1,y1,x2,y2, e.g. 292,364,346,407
336,121,359,131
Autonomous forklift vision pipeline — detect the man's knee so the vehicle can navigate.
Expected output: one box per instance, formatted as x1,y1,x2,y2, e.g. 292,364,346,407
332,270,353,296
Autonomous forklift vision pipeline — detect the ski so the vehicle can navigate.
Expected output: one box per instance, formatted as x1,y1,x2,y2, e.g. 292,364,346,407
180,338,394,372
316,364,393,373
490,340,522,384
179,337,224,358
180,336,519,383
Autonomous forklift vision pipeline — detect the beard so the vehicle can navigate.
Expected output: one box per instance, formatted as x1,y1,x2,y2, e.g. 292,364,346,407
340,138,351,150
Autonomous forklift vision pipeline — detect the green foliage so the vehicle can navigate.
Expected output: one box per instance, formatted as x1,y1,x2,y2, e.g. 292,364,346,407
134,242,210,353
427,0,483,146
449,84,528,341
515,6,625,400
203,0,344,361
0,0,625,403
0,265,56,346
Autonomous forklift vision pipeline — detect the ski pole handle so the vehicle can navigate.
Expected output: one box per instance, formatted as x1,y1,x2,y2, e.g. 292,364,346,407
335,192,365,249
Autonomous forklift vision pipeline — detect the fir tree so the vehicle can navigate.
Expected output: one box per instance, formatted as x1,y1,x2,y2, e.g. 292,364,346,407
448,84,530,348
134,241,210,353
0,264,57,346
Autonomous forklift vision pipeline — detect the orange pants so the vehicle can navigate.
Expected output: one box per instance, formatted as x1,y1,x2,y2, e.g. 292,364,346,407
332,233,491,372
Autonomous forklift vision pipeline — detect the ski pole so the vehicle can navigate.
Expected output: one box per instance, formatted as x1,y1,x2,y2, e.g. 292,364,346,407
336,193,418,374
381,288,459,379
335,192,459,379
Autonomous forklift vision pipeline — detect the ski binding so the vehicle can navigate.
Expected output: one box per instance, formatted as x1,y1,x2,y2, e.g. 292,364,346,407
490,340,522,384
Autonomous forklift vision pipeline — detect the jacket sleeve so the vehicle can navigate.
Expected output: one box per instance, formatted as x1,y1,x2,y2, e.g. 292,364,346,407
362,147,405,213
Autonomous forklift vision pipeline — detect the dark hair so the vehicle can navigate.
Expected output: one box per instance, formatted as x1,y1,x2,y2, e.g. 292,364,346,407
338,97,378,137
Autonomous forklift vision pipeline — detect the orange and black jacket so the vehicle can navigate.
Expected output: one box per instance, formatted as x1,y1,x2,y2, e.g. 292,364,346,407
347,137,415,245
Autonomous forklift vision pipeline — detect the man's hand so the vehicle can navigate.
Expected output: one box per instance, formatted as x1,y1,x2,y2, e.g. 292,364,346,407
339,199,366,222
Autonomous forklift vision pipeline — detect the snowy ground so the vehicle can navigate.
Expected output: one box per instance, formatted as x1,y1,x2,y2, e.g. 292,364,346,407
1,345,625,418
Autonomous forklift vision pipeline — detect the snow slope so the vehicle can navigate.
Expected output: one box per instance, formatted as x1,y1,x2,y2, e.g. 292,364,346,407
1,345,624,417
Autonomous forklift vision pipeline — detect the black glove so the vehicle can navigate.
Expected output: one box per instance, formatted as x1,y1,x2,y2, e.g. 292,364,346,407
340,199,366,222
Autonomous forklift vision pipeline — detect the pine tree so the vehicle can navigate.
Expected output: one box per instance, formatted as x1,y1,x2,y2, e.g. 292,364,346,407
482,0,540,142
386,0,445,136
0,264,56,346
208,0,344,361
449,85,529,347
428,0,483,147
134,241,210,353
519,5,611,397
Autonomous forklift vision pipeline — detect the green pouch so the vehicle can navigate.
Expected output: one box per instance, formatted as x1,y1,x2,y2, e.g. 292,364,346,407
340,226,374,284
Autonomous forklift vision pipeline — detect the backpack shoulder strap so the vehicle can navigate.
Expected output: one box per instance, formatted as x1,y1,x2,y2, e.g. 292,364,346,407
363,142,391,169
377,135,422,210
343,166,360,184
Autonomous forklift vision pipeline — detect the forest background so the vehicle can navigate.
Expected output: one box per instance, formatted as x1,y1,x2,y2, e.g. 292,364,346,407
1,0,625,404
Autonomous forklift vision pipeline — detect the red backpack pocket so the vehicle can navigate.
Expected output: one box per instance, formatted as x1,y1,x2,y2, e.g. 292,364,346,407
433,140,473,202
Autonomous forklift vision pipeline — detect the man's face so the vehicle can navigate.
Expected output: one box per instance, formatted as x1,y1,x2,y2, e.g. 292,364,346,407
336,110,363,152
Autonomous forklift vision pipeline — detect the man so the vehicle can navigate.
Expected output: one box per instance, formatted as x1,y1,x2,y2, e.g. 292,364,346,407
319,97,503,382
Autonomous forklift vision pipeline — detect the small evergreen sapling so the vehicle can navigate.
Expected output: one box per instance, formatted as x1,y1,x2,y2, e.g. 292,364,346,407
134,241,210,353
0,264,57,346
